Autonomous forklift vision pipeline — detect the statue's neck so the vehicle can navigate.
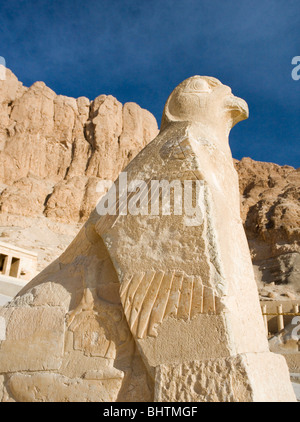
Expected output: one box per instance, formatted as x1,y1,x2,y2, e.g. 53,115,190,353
159,120,233,161
186,121,232,159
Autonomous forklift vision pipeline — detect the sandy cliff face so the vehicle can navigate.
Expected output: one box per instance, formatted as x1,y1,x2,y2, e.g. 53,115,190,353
235,157,300,299
0,68,299,299
0,68,158,271
0,68,158,223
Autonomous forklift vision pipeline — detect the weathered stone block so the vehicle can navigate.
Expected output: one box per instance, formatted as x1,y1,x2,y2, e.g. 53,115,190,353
0,306,65,372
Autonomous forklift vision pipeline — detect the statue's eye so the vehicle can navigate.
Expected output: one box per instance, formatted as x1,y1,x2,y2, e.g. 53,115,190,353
184,79,211,93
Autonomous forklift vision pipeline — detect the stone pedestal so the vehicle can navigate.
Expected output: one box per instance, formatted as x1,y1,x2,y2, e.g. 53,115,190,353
155,353,295,402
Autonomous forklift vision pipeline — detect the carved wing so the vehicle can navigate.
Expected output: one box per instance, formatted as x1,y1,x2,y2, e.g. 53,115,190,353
119,270,219,339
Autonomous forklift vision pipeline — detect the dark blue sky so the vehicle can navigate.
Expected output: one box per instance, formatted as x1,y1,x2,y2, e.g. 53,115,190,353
0,0,299,167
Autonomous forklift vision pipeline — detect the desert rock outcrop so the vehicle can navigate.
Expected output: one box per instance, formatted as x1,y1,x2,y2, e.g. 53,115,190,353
0,68,158,271
235,158,300,299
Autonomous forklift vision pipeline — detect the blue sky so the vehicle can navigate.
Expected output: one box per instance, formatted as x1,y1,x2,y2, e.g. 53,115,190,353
0,0,299,167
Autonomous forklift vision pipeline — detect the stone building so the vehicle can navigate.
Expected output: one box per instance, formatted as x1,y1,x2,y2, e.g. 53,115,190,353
0,241,37,305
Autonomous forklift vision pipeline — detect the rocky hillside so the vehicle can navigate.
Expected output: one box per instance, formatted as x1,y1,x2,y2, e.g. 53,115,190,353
0,68,158,270
0,68,299,299
235,158,300,300
0,68,158,223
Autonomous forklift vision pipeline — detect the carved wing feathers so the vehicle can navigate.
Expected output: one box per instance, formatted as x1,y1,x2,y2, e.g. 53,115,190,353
120,270,219,339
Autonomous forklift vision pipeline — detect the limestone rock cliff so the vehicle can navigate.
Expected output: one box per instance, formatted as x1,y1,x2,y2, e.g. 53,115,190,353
234,157,300,299
0,68,158,270
0,68,158,222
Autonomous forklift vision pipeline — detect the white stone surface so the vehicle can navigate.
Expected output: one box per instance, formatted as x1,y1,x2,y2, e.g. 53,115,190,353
291,382,300,402
0,316,6,340
0,294,12,307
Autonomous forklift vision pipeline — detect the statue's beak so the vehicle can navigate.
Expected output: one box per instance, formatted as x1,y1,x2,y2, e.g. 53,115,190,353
224,95,249,126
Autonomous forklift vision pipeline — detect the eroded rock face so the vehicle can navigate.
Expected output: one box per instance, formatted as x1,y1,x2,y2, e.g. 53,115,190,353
0,68,158,223
0,68,158,271
235,158,300,298
0,75,296,402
